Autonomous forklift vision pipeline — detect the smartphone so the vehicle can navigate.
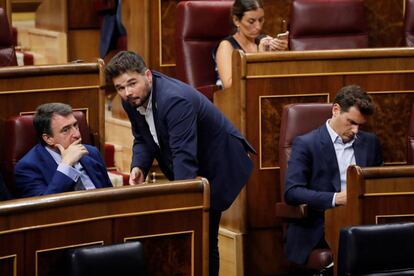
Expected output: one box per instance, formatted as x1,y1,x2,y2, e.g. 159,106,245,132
277,31,289,40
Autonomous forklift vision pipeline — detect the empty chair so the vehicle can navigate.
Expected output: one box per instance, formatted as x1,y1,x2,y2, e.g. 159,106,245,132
65,242,146,276
175,1,233,101
338,223,414,275
276,103,333,273
0,7,17,66
289,0,368,50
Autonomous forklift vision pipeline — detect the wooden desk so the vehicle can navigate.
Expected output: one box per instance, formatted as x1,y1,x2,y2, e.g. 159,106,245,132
325,165,414,275
215,48,414,274
0,178,210,276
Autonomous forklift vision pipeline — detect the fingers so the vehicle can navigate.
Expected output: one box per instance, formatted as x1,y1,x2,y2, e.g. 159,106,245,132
129,167,145,185
269,39,289,51
70,138,82,146
55,144,64,154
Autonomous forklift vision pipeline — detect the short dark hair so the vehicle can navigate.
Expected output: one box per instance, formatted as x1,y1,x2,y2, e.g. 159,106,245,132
105,51,147,86
232,0,263,21
33,102,73,145
333,85,374,116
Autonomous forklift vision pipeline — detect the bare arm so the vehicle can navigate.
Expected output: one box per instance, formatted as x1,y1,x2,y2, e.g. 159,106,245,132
215,40,234,89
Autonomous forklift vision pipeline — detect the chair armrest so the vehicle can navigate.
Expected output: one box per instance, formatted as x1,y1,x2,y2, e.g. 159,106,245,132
275,202,308,219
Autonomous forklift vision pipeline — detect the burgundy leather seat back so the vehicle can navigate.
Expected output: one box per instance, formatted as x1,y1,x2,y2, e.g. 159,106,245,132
1,111,90,194
0,7,17,66
289,0,368,50
407,103,414,163
279,103,332,193
175,1,233,96
404,0,414,46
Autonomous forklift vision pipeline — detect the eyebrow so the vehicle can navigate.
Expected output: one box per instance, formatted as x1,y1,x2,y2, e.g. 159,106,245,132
115,78,137,89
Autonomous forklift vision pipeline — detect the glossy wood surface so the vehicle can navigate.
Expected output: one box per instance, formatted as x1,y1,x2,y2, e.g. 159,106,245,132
0,178,210,276
215,47,414,274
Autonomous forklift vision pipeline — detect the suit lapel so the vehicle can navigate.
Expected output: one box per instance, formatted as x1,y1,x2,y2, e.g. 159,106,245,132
319,125,341,191
354,133,368,166
151,73,163,150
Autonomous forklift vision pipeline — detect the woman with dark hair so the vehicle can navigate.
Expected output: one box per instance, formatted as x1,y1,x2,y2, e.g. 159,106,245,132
214,0,289,89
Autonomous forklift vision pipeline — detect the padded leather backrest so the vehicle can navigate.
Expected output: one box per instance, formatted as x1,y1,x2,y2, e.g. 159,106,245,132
405,0,414,46
66,242,146,276
1,111,90,194
0,7,17,66
279,103,332,194
175,1,233,89
338,223,414,275
289,0,368,50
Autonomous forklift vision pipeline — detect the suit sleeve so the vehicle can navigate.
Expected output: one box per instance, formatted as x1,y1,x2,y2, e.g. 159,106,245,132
87,146,113,187
15,161,75,197
164,97,199,180
284,136,336,211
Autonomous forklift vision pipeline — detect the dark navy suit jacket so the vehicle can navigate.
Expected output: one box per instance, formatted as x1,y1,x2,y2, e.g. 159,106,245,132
284,124,383,265
122,71,255,211
15,144,112,198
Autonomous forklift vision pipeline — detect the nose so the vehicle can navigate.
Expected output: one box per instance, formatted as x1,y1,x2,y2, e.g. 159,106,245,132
351,124,359,134
72,126,81,139
125,85,132,96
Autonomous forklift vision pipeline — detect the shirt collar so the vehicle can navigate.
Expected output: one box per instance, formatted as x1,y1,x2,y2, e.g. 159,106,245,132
326,119,356,145
45,145,61,165
137,89,153,115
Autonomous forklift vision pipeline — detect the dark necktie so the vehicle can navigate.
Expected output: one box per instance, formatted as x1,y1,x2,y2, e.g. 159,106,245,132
74,177,85,191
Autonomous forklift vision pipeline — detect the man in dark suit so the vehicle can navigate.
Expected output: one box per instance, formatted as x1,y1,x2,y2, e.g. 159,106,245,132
15,103,112,198
105,51,255,276
284,85,383,268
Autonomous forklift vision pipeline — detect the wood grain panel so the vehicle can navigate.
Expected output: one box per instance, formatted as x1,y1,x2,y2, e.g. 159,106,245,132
260,94,329,169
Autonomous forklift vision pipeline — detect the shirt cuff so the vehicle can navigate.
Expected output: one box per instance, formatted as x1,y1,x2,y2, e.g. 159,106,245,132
57,163,81,182
332,193,337,207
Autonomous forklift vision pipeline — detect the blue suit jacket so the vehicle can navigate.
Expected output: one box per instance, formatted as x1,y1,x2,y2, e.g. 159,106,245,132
284,124,383,265
15,144,112,198
122,71,255,211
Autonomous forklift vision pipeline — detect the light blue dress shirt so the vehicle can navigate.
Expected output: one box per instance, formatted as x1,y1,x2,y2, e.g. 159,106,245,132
45,146,96,190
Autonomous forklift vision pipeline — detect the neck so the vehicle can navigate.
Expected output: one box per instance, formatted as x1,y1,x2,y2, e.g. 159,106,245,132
234,32,257,52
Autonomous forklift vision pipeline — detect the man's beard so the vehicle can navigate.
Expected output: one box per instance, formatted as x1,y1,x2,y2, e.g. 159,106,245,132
127,82,151,108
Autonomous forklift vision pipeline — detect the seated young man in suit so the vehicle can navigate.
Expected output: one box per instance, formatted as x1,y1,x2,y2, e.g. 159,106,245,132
15,103,112,197
284,85,383,268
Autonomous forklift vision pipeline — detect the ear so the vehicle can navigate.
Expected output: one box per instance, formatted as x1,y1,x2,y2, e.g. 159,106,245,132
145,69,153,86
332,103,341,117
42,133,55,147
232,16,240,27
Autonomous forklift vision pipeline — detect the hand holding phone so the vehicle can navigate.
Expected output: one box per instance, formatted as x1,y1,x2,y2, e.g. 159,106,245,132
277,31,289,40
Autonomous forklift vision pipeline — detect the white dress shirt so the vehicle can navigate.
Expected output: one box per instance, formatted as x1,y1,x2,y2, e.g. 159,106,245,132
137,90,159,146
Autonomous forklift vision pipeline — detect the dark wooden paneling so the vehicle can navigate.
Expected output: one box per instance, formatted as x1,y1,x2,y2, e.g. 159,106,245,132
68,0,100,29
